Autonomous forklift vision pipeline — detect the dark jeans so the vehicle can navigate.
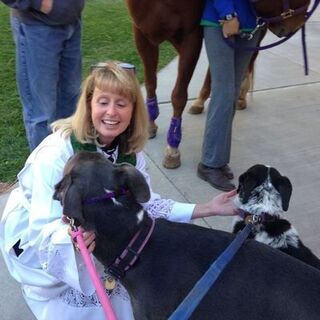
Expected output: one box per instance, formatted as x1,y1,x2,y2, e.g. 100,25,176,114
11,15,82,150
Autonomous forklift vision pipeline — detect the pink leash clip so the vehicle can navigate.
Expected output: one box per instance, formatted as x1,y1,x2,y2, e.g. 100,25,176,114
71,223,117,320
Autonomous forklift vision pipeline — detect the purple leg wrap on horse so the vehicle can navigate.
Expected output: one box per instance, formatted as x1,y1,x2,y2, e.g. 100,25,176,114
146,96,159,121
167,117,182,148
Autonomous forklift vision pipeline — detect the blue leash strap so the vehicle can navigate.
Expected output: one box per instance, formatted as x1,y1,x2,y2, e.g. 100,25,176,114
168,223,253,320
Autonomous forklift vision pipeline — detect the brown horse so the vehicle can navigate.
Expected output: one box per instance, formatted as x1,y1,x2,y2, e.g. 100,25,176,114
125,0,310,169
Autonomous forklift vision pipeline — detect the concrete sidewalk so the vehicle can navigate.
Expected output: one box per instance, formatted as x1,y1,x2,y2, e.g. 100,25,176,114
1,10,320,320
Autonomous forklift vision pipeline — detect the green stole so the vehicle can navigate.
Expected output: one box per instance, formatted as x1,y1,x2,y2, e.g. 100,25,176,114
70,134,136,166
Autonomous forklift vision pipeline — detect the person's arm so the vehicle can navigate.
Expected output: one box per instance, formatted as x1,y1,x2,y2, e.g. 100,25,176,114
20,140,96,295
214,0,240,37
1,0,52,13
137,152,238,223
1,0,34,10
213,0,236,21
39,0,52,13
191,189,238,219
220,18,240,38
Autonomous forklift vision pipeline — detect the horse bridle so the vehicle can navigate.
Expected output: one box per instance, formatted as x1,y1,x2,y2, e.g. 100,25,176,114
239,0,312,41
225,0,318,76
250,0,310,24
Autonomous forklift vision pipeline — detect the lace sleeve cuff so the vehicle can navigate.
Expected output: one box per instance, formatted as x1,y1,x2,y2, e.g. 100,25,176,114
143,199,194,222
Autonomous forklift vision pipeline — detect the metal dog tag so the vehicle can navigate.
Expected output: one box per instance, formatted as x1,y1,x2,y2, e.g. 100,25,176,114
105,276,116,291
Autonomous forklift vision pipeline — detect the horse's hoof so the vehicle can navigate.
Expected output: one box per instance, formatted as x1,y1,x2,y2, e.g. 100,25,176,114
148,122,158,139
188,103,204,115
236,99,247,110
163,147,181,169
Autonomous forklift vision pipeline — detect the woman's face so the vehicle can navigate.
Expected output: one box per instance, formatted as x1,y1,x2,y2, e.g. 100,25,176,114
91,87,134,146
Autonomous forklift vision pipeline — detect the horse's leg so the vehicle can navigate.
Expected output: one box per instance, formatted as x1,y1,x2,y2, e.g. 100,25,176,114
237,28,267,110
236,47,259,110
189,61,251,113
188,67,211,114
189,57,254,113
133,26,160,138
190,28,267,114
236,68,253,110
189,50,257,114
163,27,203,169
189,63,250,113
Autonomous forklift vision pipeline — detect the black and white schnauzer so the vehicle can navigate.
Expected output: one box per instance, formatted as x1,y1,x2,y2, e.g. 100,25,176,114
233,164,320,270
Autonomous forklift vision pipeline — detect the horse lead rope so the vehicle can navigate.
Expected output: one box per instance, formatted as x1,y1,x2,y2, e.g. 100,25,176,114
168,223,253,320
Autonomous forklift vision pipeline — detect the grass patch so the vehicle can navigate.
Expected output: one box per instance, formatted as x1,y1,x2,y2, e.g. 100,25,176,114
0,0,176,183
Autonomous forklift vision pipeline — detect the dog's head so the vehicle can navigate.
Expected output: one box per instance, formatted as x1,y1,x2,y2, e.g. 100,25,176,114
53,151,151,230
234,164,292,216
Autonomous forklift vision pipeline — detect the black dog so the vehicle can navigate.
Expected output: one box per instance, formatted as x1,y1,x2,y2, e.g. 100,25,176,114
233,164,320,270
54,152,320,320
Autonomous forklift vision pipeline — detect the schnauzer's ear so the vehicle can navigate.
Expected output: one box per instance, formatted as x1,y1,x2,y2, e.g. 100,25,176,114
54,174,84,223
115,163,151,203
273,176,292,211
238,172,259,204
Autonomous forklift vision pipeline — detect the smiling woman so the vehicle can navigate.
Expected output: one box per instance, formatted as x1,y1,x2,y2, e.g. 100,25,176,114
52,60,149,156
89,63,136,146
91,88,134,146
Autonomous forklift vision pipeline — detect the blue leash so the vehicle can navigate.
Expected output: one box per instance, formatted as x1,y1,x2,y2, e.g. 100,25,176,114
168,223,253,320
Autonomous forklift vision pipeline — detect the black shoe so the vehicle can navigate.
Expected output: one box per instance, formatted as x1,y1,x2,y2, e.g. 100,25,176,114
197,163,236,191
221,164,234,180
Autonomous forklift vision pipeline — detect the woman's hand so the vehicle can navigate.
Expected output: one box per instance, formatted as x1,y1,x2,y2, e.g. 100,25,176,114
220,17,240,38
68,226,96,254
40,0,53,14
192,189,239,219
209,189,238,216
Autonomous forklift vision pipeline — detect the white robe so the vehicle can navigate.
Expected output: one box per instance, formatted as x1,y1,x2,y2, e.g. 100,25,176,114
0,131,195,320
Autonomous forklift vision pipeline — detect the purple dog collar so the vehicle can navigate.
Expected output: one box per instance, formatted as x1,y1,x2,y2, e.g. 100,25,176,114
83,188,128,205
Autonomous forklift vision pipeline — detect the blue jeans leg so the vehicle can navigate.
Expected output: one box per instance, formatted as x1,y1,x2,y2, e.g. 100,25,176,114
201,27,262,168
14,20,81,150
56,22,82,120
11,15,34,147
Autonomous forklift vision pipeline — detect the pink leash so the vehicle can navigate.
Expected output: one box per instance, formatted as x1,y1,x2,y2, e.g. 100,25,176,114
71,228,117,320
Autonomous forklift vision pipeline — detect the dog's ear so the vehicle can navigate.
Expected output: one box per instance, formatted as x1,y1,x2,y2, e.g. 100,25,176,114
115,163,151,203
53,174,84,223
238,172,259,204
273,176,292,211
238,164,269,204
53,174,72,204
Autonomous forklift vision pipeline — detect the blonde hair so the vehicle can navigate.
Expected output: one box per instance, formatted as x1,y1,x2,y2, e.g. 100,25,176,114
52,61,148,154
